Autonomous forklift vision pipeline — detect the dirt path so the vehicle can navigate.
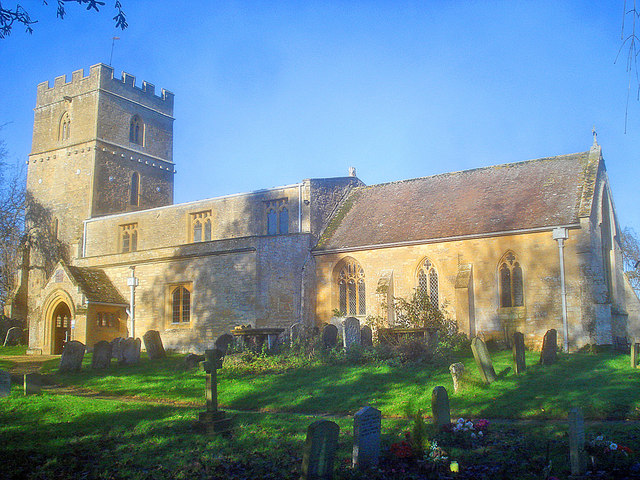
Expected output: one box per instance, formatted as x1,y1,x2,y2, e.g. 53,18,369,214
0,354,58,375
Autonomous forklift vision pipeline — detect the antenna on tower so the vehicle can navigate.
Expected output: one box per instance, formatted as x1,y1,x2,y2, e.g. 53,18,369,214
109,36,120,66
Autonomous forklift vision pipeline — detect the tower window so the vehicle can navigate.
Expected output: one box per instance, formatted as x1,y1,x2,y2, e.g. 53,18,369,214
129,116,143,145
130,172,140,206
265,199,289,235
59,112,71,141
499,251,524,307
120,223,138,253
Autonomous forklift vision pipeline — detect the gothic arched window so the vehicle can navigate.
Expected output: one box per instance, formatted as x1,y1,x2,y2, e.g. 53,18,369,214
59,112,71,141
171,286,191,324
266,199,289,235
337,258,366,316
129,116,143,145
417,257,439,307
499,251,524,307
130,172,140,206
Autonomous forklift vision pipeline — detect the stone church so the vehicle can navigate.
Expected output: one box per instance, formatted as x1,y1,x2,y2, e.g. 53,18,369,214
9,64,640,354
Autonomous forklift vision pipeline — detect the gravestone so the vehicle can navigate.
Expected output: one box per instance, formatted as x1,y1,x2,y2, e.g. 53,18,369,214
301,419,340,480
143,330,166,360
290,322,303,346
360,325,373,347
568,408,587,476
121,337,141,365
426,328,439,353
343,317,361,350
352,406,381,470
214,333,235,354
59,341,86,373
431,385,451,429
631,343,639,369
540,329,557,365
184,353,205,369
513,331,526,375
196,348,233,434
322,324,338,349
111,337,125,362
91,341,112,369
23,373,41,395
0,370,10,397
449,362,464,393
471,337,497,384
3,326,22,346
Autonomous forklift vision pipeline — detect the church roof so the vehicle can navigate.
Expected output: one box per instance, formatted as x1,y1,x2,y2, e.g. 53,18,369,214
315,149,600,252
65,265,128,305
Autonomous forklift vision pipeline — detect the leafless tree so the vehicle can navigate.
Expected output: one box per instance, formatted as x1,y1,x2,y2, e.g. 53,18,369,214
618,1,640,132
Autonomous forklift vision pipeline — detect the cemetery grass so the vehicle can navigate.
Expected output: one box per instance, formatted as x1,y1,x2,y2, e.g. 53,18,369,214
25,347,640,420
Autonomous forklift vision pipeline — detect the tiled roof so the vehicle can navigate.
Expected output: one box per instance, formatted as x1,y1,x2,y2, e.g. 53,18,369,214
66,265,127,305
315,150,600,251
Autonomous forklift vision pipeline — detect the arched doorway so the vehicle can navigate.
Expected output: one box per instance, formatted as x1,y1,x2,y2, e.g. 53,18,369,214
52,302,72,354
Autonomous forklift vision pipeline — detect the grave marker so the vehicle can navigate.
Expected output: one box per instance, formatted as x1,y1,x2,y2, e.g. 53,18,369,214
214,333,235,354
3,326,22,346
360,325,373,347
540,329,558,365
352,406,381,470
449,362,464,393
568,408,587,476
471,337,497,384
301,419,340,480
59,340,85,373
290,322,303,346
513,331,526,374
631,343,639,369
431,386,451,429
143,330,166,359
343,317,361,350
322,324,338,349
110,337,125,362
196,348,233,434
92,340,112,369
121,337,141,365
23,373,41,395
0,370,10,397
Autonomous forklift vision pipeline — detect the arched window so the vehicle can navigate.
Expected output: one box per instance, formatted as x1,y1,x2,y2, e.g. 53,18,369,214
499,251,524,307
130,172,140,206
120,223,138,253
171,286,191,324
417,257,439,307
203,219,212,241
265,199,289,235
279,206,289,234
193,220,202,242
59,112,71,141
601,191,615,298
337,258,366,316
267,207,277,235
190,210,212,243
129,116,143,145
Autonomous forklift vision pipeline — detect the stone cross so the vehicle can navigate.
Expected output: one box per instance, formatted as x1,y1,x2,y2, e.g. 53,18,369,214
301,419,340,480
539,329,557,365
197,348,232,434
471,337,496,384
631,342,639,369
0,370,10,397
568,408,587,476
352,406,381,470
431,386,451,429
512,331,526,375
23,373,41,395
449,362,464,393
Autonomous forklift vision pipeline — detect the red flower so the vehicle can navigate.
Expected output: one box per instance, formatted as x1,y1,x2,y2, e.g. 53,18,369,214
391,441,413,458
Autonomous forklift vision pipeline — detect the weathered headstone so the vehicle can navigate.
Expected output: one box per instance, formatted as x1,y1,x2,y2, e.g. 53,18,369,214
322,324,338,349
631,343,639,369
290,322,303,346
23,373,41,395
3,326,22,346
343,317,361,350
471,337,497,384
196,348,233,434
360,325,373,347
540,329,557,365
449,362,465,393
352,406,381,470
143,330,166,360
426,328,439,353
0,370,10,397
184,353,205,369
301,419,340,480
59,340,86,373
568,408,587,476
513,331,526,375
110,337,125,362
91,340,112,369
214,333,235,354
431,386,451,429
121,337,141,365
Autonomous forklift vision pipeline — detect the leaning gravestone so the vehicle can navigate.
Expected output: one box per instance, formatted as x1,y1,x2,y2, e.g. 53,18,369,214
513,331,526,375
3,326,22,346
290,322,303,346
360,325,373,347
143,330,166,360
431,386,451,429
111,337,125,362
120,338,141,365
540,329,557,365
471,337,497,384
0,370,10,397
301,419,340,480
343,317,361,350
322,324,338,349
91,340,112,370
23,373,41,395
59,341,86,373
214,333,235,354
631,343,639,369
352,406,381,470
449,362,464,393
568,408,587,476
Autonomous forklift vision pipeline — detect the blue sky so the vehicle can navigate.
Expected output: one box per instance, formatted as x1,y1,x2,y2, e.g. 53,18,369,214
1,1,639,233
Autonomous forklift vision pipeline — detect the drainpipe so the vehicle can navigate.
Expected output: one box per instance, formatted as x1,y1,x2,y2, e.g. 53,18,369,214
552,227,569,352
126,266,139,338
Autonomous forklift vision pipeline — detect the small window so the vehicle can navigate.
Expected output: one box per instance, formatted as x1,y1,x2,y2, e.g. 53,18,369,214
499,251,524,307
265,199,289,235
59,112,71,141
129,116,143,145
170,285,191,324
130,172,140,206
190,211,212,242
120,223,138,253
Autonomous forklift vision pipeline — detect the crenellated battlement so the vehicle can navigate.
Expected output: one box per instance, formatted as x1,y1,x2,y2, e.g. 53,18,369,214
36,63,174,115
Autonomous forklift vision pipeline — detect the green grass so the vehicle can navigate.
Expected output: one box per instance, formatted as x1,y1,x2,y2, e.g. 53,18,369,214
0,345,28,356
